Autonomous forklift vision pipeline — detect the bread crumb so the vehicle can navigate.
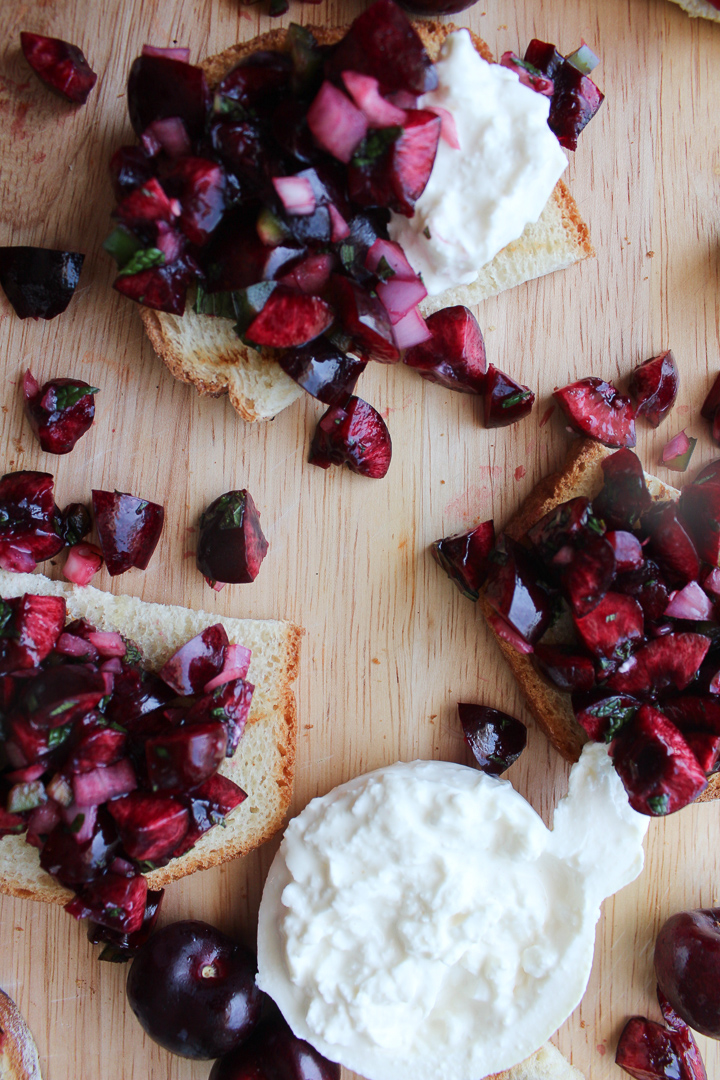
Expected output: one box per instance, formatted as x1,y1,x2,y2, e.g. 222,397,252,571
372,658,381,665
647,251,655,257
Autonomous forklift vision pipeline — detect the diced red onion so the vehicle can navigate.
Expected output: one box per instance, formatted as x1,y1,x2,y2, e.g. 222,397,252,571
307,81,368,164
487,613,534,655
141,44,190,62
272,175,317,216
23,369,40,401
0,544,36,573
62,802,98,844
428,106,460,150
328,203,350,242
101,671,115,696
6,763,46,783
385,90,419,110
101,657,124,674
155,221,185,263
703,568,720,600
63,543,103,586
207,578,226,592
340,70,407,128
56,632,98,659
664,581,714,621
365,238,416,281
72,759,137,806
203,643,252,691
87,631,126,658
377,276,428,324
141,116,192,160
500,52,554,96
662,429,691,462
392,307,432,349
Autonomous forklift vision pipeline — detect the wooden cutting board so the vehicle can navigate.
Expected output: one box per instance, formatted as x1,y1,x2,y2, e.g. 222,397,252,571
1,0,719,1076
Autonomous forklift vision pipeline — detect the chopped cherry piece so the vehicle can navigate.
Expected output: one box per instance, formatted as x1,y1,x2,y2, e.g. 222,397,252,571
663,695,720,736
88,886,164,962
558,535,616,617
534,643,596,693
40,815,119,886
19,662,106,728
404,307,486,394
92,489,164,575
457,703,526,775
0,593,65,671
197,491,269,587
245,287,333,349
678,480,720,567
630,350,679,428
348,110,441,217
20,32,97,104
309,396,392,479
484,366,535,427
431,519,495,601
160,625,229,696
683,731,720,774
324,0,438,96
114,177,179,226
609,634,711,698
188,679,255,757
0,471,66,571
616,1013,708,1080
163,158,226,246
109,146,156,200
341,71,407,128
615,560,671,624
23,372,98,455
278,338,366,405
0,248,84,320
642,502,700,586
127,55,210,141
215,50,292,114
105,665,173,729
65,873,148,935
331,276,400,363
524,40,604,152
553,377,636,447
611,705,708,816
527,497,603,565
573,591,644,666
484,537,554,646
68,727,127,774
113,261,193,316
607,531,644,572
572,690,639,742
63,543,103,586
146,722,227,792
108,792,189,862
593,448,652,530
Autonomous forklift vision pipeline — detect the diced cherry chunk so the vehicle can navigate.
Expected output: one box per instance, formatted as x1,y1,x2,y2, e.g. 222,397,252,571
163,158,226,246
160,625,229,696
527,497,603,566
108,792,189,862
484,537,554,646
615,560,670,624
534,643,595,693
188,679,255,756
0,248,84,320
278,338,366,406
642,502,700,586
524,40,604,152
611,705,708,815
19,664,106,728
553,377,636,447
23,372,98,455
40,815,119,886
573,591,644,667
109,146,156,200
0,471,66,571
607,531,644,572
609,633,711,698
113,261,193,317
66,873,148,936
20,32,97,104
215,51,292,114
348,110,440,217
616,1012,708,1080
332,276,399,363
92,489,164,576
245,286,333,349
87,886,165,962
68,727,127,774
629,350,679,428
457,703,526,775
404,307,486,394
484,366,535,427
197,491,268,587
146,722,227,792
572,690,640,742
593,448,652,530
431,519,495,601
558,535,616,617
0,593,65,672
127,55,210,141
678,481,720,568
309,396,392,479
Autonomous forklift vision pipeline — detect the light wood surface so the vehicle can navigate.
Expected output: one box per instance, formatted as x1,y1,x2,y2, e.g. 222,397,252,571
1,0,719,1077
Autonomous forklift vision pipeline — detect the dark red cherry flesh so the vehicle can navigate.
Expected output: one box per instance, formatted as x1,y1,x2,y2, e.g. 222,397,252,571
524,40,604,152
0,248,84,320
309,396,392,479
483,537,553,645
127,55,210,141
23,372,98,455
457,703,526,775
126,920,263,1059
593,448,652,530
395,0,480,12
20,32,97,104
616,1012,707,1080
484,366,535,427
197,491,269,586
278,338,366,406
655,909,720,1039
611,705,707,815
210,1011,340,1080
553,377,636,447
404,306,486,394
431,519,495,600
159,624,229,694
92,489,164,575
629,350,679,428
0,471,65,570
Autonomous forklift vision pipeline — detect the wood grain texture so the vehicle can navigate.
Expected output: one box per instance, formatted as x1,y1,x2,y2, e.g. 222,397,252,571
1,0,719,1078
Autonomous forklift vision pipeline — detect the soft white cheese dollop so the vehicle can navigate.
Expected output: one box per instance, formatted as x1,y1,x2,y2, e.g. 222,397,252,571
257,744,648,1080
388,30,568,296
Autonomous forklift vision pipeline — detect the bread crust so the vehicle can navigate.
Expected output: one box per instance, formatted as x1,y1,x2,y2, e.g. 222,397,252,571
0,989,42,1080
0,573,303,904
667,0,720,19
482,438,720,802
140,22,594,421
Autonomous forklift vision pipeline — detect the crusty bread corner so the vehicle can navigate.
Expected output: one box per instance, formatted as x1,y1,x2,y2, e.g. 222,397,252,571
0,571,303,905
141,22,593,421
479,438,720,802
667,0,720,20
489,1042,584,1080
0,989,42,1080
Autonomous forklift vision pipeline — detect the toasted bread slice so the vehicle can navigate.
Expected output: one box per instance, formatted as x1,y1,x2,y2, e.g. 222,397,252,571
0,989,42,1080
0,571,302,904
491,1042,584,1080
667,0,720,20
141,23,594,422
480,439,719,802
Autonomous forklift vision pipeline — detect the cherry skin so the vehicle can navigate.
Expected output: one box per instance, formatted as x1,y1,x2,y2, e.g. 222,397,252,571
126,920,263,1059
654,908,720,1038
210,1012,340,1080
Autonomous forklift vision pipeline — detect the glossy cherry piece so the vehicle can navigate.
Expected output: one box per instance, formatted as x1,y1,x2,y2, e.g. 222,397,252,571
534,643,595,693
0,471,66,570
245,287,333,349
573,591,644,666
616,1011,707,1080
127,54,210,141
88,887,165,963
146,722,227,792
404,306,486,394
558,535,616,617
553,377,636,448
278,338,366,406
20,32,97,104
611,705,708,815
457,703,526,775
524,40,604,152
431,519,495,600
160,624,229,695
210,1011,340,1080
65,873,148,935
483,536,554,645
484,366,535,427
643,502,700,587
527,496,603,565
331,276,400,363
0,593,66,671
92,489,164,576
630,350,679,428
593,448,652,530
655,909,720,1039
572,691,640,742
23,372,98,455
0,248,84,320
309,396,392,478
197,491,269,586
126,920,263,1059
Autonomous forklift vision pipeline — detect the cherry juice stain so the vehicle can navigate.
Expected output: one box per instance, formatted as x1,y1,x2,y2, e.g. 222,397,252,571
443,466,502,521
539,404,556,428
514,465,526,481
10,101,30,140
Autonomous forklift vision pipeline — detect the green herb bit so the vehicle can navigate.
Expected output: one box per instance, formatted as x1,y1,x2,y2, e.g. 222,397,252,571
116,247,165,279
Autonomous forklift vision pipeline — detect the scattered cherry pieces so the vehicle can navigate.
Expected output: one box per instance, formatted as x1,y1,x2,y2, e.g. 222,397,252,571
23,371,98,455
484,365,535,427
20,31,97,104
309,396,392,479
431,519,495,600
458,703,527,775
197,491,268,587
630,350,679,428
553,376,636,447
92,489,164,576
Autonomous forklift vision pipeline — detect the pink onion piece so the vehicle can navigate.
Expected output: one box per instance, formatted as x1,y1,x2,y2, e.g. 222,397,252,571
428,105,460,150
6,763,46,783
56,632,97,659
86,630,126,658
487,613,534,655
709,669,720,694
62,802,98,844
63,543,103,586
205,576,226,592
155,221,185,263
307,81,368,164
662,429,697,472
141,44,190,62
328,203,350,242
0,544,36,573
203,643,252,691
101,670,115,696
272,175,316,216
27,801,62,838
340,70,407,128
377,276,428,324
72,759,137,807
365,237,416,280
100,656,124,674
23,369,40,400
703,567,720,600
392,307,432,350
385,90,419,110
664,581,714,621
141,116,192,160
500,52,554,96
